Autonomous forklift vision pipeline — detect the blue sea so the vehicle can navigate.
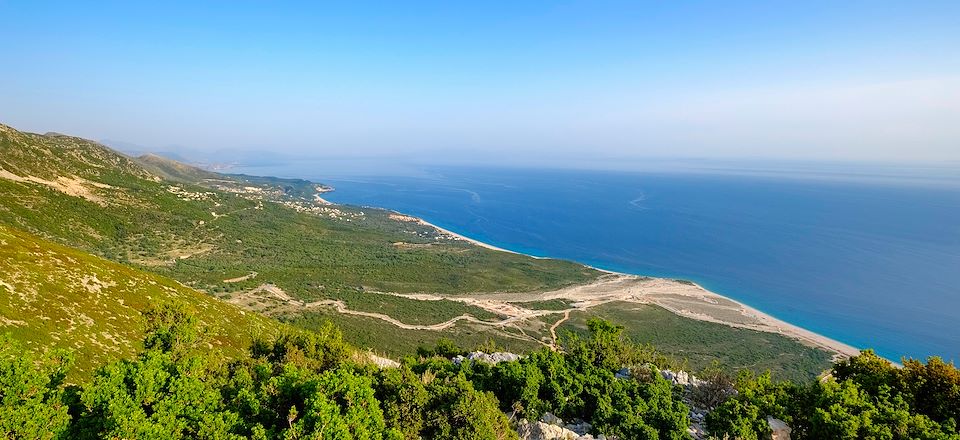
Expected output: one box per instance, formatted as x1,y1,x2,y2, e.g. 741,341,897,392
234,161,960,362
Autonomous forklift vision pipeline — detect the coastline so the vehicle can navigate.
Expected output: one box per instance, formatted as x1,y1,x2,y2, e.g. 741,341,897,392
404,209,860,359
317,187,860,360
418,218,540,256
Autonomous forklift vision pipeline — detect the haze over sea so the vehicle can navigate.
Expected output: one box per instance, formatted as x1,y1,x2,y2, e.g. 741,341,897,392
234,160,960,362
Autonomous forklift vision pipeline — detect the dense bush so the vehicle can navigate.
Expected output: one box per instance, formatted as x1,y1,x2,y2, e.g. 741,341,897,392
706,350,960,439
0,336,72,439
0,304,516,439
4,303,958,440
465,318,691,439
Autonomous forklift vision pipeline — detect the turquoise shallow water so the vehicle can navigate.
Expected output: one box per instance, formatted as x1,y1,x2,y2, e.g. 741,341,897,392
236,163,960,362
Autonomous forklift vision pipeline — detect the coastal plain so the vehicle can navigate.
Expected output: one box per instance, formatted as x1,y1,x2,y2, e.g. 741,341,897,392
395,209,857,359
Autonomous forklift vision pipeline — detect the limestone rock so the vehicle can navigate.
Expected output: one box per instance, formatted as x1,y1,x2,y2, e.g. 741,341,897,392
766,416,792,440
564,420,592,436
541,412,563,426
516,421,599,440
515,412,600,440
660,369,705,387
453,351,521,365
367,353,400,368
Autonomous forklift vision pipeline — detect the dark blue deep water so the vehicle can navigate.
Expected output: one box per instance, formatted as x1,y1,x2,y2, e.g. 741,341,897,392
237,163,960,362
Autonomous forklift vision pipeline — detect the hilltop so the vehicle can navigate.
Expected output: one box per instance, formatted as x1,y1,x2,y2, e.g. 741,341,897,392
133,152,224,183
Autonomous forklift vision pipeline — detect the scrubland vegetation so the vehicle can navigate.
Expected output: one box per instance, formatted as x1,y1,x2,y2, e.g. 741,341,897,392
8,125,954,439
0,126,836,380
2,306,957,439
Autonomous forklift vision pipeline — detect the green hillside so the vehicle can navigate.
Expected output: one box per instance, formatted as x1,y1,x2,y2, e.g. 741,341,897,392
0,123,836,381
132,152,224,183
0,224,281,378
134,152,325,200
0,123,599,298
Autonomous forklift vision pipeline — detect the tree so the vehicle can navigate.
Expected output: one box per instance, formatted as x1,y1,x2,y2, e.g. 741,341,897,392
283,368,399,440
416,338,465,359
423,374,517,440
0,336,72,439
142,301,204,356
705,371,792,440
467,319,691,439
74,307,242,439
898,356,960,424
375,367,429,438
252,324,351,373
831,349,896,396
708,351,960,440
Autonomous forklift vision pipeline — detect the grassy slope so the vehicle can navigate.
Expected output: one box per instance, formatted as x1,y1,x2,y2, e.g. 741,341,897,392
560,302,833,382
326,290,504,324
0,123,834,379
0,224,282,378
0,124,600,301
136,152,327,200
286,309,543,358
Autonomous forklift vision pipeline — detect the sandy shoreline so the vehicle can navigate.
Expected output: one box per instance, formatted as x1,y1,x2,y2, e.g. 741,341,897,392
415,213,859,358
419,218,542,256
323,191,860,359
647,280,862,358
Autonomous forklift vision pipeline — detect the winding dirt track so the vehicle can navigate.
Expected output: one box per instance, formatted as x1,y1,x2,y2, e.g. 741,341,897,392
549,310,572,347
227,273,860,358
309,299,507,331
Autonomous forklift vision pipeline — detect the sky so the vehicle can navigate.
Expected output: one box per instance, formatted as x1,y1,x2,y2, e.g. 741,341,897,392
2,1,959,165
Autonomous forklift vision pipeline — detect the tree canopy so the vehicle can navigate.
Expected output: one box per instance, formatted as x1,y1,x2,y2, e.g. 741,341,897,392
1,305,958,440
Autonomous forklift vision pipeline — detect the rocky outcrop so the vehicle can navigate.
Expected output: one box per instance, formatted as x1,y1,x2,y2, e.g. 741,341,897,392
492,357,746,440
368,352,400,368
516,420,586,440
766,416,792,440
453,351,521,365
661,370,705,439
516,413,604,440
661,369,707,388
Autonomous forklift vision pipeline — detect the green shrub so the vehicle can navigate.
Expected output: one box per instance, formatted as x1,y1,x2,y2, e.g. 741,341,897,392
0,337,72,439
707,351,960,440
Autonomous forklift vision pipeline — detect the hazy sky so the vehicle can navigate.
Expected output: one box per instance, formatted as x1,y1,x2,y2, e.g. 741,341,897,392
2,1,959,163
